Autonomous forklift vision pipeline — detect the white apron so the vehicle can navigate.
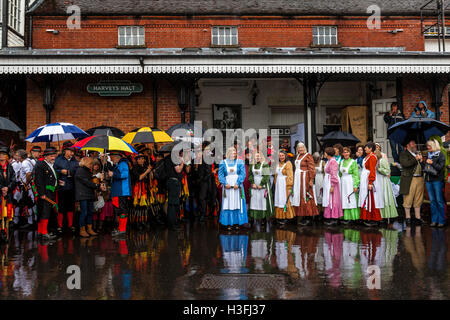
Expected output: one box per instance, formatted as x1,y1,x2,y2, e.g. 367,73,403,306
340,159,357,209
358,155,384,210
250,162,267,211
322,160,333,209
222,160,241,211
313,160,324,205
274,163,288,209
292,154,308,207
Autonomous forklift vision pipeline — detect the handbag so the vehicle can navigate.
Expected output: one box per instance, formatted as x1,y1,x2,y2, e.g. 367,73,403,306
423,163,438,176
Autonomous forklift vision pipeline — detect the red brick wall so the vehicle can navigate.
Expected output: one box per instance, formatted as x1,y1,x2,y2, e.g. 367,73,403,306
26,76,183,150
32,16,425,51
402,76,450,140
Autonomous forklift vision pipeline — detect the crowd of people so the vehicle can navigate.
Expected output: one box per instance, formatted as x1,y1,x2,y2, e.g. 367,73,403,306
0,130,448,244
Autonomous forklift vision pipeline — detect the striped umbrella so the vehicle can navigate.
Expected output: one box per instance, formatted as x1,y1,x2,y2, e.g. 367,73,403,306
72,135,137,154
122,127,173,144
25,122,88,143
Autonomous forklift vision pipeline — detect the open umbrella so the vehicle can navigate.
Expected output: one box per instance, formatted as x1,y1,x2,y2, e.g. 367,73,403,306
166,123,205,136
72,135,137,154
387,117,450,145
321,131,360,147
123,127,173,144
26,122,88,143
86,126,125,138
0,117,22,132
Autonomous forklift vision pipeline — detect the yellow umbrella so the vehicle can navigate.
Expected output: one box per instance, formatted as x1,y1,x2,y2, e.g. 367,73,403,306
122,127,173,144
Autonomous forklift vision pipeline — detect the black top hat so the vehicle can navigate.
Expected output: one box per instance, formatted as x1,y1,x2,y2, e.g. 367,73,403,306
62,141,74,151
0,146,9,155
43,147,58,157
30,146,42,152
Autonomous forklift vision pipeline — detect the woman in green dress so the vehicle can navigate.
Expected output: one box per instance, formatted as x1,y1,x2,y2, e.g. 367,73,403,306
375,150,398,222
248,151,274,225
339,147,360,224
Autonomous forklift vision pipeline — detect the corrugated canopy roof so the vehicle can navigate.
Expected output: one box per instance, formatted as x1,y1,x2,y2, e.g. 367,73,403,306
29,0,446,16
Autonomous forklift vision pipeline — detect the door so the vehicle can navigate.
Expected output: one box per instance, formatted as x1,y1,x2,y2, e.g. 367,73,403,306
372,98,397,161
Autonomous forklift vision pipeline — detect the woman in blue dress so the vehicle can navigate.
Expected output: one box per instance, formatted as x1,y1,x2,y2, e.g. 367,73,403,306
218,147,248,230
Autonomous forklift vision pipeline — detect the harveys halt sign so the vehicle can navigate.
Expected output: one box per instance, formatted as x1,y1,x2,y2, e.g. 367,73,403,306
87,81,143,97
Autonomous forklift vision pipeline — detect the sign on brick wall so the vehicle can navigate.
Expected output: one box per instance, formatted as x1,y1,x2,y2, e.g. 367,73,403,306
87,80,143,97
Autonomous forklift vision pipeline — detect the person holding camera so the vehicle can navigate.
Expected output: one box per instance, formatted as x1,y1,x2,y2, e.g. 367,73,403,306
399,139,425,225
423,140,446,228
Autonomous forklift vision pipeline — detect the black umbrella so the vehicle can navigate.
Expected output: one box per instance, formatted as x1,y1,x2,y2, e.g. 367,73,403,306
86,126,125,138
387,117,450,145
158,140,195,154
166,123,206,136
321,131,360,147
0,117,22,132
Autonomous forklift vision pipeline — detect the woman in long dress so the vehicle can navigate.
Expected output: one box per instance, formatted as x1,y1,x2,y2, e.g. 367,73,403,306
339,147,360,224
358,142,383,227
375,150,398,223
312,152,325,210
291,143,319,226
274,150,295,225
322,147,343,225
248,151,274,224
218,147,248,231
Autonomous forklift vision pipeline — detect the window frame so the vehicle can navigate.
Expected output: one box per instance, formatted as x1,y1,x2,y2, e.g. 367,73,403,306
211,26,239,47
312,26,339,47
7,0,22,33
117,25,146,48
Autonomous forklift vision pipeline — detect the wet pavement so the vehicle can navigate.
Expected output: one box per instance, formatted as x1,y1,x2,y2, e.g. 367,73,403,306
0,219,448,300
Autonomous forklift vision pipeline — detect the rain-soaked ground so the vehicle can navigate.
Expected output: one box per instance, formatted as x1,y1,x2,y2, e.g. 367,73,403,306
0,219,448,300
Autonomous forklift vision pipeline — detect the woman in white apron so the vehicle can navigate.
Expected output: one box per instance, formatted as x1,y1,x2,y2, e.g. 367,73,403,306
313,152,325,208
375,150,398,222
358,142,383,227
274,150,295,225
248,151,274,224
339,147,360,224
218,147,248,230
292,143,319,226
322,147,343,225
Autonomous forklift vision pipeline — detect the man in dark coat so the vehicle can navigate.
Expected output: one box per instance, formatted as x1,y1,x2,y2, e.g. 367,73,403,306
194,144,217,222
0,146,17,242
399,139,425,225
54,141,79,233
384,102,405,162
35,147,59,240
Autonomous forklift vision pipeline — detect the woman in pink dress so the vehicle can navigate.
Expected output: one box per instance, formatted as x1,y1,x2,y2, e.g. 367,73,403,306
322,147,343,225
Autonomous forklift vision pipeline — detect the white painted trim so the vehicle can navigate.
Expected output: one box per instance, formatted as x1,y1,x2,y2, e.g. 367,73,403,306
1,55,450,74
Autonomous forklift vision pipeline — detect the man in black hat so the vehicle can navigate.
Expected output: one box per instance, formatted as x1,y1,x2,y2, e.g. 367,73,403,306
34,147,59,240
0,146,17,242
54,142,79,233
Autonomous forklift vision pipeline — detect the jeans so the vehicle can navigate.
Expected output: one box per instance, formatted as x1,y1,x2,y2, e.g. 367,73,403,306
79,200,94,227
426,181,446,224
389,139,403,163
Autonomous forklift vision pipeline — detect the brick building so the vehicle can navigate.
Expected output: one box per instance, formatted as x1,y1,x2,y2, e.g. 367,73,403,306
0,0,449,155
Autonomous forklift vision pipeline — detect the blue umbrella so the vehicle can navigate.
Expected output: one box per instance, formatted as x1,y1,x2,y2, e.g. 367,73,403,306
25,122,89,143
387,117,450,145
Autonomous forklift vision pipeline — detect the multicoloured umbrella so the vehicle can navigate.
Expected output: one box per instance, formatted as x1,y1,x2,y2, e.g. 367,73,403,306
72,135,137,154
122,127,173,144
25,122,88,143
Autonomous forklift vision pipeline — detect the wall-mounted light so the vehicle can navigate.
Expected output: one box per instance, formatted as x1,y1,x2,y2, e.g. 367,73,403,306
388,29,403,34
251,81,260,105
46,29,60,35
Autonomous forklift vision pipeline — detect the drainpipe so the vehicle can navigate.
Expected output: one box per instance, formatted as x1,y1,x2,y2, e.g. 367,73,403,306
43,81,55,147
1,0,8,48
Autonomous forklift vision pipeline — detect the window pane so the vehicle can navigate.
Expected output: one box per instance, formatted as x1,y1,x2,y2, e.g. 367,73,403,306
313,27,318,36
319,27,324,36
232,28,237,35
331,27,337,35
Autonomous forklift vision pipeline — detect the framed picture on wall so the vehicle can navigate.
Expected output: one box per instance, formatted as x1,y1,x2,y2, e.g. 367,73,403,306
212,104,242,130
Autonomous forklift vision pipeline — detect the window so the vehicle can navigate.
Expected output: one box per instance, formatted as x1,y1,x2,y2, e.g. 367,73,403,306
212,26,238,46
8,0,22,32
423,25,450,37
312,26,338,46
118,26,145,47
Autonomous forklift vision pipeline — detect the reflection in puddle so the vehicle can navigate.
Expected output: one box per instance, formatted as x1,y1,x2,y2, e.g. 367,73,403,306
0,220,448,300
